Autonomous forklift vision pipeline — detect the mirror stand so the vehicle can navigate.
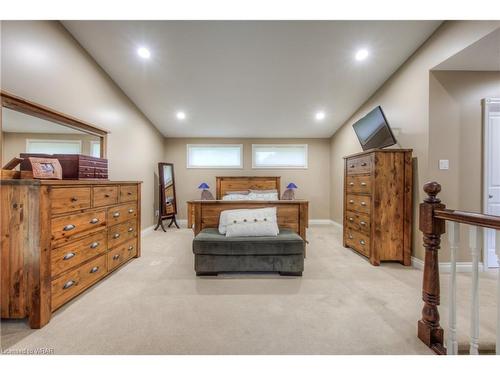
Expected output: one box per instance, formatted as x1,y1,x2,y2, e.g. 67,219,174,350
155,162,179,232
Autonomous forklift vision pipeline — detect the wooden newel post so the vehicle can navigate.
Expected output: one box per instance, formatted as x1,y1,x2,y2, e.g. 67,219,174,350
418,181,446,354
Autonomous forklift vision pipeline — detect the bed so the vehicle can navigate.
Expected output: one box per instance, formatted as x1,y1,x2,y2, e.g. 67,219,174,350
187,176,309,241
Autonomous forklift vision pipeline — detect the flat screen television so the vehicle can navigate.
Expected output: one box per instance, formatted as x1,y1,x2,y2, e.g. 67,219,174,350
352,106,397,151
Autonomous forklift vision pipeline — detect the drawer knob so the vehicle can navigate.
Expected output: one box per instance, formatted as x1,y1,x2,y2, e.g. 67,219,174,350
361,162,367,166
63,252,76,260
128,245,134,251
349,182,354,186
113,212,120,218
113,254,120,260
90,218,100,224
128,209,135,214
63,280,76,290
63,224,76,231
127,192,132,196
360,240,366,245
348,234,353,239
104,194,110,198
90,266,100,274
360,221,367,226
113,233,120,239
360,182,367,186
350,164,355,168
361,201,366,206
349,217,354,222
128,227,134,232
349,200,354,204
70,197,78,202
90,241,100,249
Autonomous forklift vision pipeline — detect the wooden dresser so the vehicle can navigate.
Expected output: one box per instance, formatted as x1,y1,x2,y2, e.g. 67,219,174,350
0,179,141,328
343,149,412,266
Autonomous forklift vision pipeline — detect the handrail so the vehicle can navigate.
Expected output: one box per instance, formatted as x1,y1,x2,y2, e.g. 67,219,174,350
434,209,500,230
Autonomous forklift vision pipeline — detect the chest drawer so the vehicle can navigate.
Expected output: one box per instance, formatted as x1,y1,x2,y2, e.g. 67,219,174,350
51,254,107,311
346,155,372,175
345,211,371,235
51,210,106,246
107,238,137,271
345,229,370,257
51,187,91,215
107,203,137,225
51,231,107,278
108,219,137,248
120,185,138,203
93,186,118,207
346,175,372,194
346,194,371,214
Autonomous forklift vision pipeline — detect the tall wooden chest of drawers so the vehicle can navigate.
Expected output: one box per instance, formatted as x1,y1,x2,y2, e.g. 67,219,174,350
343,149,412,266
0,179,141,328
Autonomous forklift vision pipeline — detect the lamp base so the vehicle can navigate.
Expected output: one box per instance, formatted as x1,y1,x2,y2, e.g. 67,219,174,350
281,189,295,200
201,190,215,200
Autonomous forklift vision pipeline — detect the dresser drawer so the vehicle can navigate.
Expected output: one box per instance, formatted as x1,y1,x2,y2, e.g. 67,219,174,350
108,219,137,248
120,185,138,203
51,210,106,245
345,211,371,235
345,229,370,257
346,194,371,214
93,186,118,207
107,238,137,271
51,187,91,215
346,155,372,175
346,175,372,194
51,231,107,277
51,254,107,311
107,203,137,225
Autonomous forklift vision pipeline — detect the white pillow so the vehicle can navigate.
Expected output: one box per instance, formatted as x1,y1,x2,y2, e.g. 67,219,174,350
221,194,251,201
219,208,248,234
247,192,279,201
224,207,279,237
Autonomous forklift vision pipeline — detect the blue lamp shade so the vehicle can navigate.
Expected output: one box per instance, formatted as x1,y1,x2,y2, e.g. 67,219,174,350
198,182,210,190
286,183,298,189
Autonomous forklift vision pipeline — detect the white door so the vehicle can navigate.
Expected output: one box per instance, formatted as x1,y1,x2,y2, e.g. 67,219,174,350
484,98,500,268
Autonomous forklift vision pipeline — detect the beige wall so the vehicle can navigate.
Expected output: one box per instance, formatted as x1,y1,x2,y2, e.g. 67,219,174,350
329,21,500,261
1,21,165,228
429,71,500,261
2,132,99,162
164,138,331,220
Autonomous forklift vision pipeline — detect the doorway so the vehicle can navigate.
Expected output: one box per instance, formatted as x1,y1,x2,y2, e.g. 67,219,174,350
483,98,500,268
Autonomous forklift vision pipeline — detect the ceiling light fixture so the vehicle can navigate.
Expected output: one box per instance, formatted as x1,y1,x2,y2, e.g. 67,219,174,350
176,111,186,120
315,111,326,121
355,49,369,61
137,47,151,59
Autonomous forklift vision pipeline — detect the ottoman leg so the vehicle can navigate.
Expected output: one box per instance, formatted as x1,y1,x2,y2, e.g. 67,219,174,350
279,271,303,277
196,272,218,276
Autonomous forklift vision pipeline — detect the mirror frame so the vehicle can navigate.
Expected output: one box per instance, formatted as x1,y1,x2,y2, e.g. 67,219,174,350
0,90,109,166
158,162,177,217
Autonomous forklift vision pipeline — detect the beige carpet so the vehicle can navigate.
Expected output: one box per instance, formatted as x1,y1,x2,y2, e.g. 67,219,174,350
1,225,497,354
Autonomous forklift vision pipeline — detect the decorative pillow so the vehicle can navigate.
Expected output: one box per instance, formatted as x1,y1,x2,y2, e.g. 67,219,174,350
221,194,251,201
226,190,250,195
249,189,278,194
224,207,279,237
219,208,248,234
247,192,279,201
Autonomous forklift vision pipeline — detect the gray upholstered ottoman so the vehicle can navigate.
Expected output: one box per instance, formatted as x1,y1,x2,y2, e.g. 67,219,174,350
192,228,304,276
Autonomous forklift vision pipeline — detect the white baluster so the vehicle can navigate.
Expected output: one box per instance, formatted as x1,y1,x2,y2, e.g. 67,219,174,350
496,230,500,355
447,221,460,355
469,226,481,355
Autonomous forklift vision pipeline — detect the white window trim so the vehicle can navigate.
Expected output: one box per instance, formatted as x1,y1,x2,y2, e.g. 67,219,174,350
186,144,243,169
252,144,308,169
26,139,82,154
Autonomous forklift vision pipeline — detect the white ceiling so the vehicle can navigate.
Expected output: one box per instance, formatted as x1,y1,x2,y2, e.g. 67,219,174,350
63,21,441,138
434,27,500,71
2,107,85,134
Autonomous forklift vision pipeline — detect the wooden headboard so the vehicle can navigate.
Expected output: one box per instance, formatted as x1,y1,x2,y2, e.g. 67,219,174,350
216,176,281,200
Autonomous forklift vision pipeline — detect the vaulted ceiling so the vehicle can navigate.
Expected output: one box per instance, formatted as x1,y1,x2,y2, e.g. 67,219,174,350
63,21,442,138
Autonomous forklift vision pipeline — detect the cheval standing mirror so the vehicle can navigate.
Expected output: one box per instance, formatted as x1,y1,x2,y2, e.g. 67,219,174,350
155,162,179,231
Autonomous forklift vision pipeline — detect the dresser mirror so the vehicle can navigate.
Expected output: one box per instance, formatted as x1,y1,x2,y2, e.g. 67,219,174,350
1,91,107,170
155,162,179,231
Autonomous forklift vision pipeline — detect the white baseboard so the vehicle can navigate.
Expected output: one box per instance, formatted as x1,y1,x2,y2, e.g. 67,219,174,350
411,256,485,273
178,219,188,228
309,219,334,225
141,225,155,236
331,220,343,229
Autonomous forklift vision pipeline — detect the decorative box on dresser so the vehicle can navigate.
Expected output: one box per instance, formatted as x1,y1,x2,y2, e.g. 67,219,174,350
343,149,413,266
0,179,141,328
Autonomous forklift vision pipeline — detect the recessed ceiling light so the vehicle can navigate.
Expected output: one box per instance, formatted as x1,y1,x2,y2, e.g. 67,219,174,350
315,111,326,121
137,47,151,59
355,49,369,61
176,111,186,120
